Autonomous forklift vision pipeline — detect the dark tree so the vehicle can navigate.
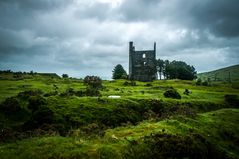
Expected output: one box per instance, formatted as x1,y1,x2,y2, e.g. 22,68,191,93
163,60,170,79
62,74,69,78
157,59,164,80
148,59,158,79
112,64,127,79
164,60,196,80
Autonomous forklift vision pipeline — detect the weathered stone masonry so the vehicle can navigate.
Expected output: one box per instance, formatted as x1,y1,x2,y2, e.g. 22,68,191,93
129,41,157,82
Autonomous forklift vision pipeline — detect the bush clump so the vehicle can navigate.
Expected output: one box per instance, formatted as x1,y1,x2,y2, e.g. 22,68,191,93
224,94,239,107
83,76,102,89
124,133,227,159
17,90,43,99
23,107,55,130
123,81,137,86
85,87,101,97
28,96,47,113
163,89,181,99
0,97,22,114
196,78,202,85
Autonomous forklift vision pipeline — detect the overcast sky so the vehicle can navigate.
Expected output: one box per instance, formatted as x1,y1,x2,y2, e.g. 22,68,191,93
0,0,238,79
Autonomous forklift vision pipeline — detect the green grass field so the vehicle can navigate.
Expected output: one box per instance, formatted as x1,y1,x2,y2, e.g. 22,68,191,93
197,64,239,82
0,73,239,159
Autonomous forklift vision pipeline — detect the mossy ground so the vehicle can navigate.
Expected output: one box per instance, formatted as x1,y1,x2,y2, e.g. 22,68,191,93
0,109,239,159
0,73,239,158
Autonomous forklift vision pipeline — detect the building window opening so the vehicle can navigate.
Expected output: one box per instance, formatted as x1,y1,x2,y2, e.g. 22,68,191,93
142,54,146,58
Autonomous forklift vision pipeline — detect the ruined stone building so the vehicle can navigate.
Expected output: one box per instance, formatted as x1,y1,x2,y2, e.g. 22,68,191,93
129,41,157,82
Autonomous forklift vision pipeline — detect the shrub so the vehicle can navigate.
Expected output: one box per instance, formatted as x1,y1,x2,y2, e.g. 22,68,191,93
84,76,102,89
85,87,101,97
59,88,77,97
196,78,202,85
62,74,69,78
224,94,239,107
145,83,153,87
163,89,181,99
123,81,137,86
24,107,54,130
32,107,54,125
0,97,22,114
44,91,58,97
202,80,209,86
124,133,226,159
17,90,43,99
75,90,85,97
0,127,17,142
28,96,46,113
183,89,191,95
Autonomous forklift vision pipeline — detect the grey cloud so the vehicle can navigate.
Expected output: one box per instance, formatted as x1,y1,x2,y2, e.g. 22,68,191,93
118,0,239,38
0,0,238,79
189,0,239,38
0,0,71,11
74,2,112,21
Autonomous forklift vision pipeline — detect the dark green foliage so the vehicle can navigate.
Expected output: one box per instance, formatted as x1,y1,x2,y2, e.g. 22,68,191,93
28,96,46,113
164,89,181,99
161,59,196,80
85,87,101,97
44,91,58,97
224,94,239,107
59,88,75,97
202,80,209,86
0,127,20,142
112,64,127,79
196,78,211,86
83,76,102,89
23,95,56,130
183,89,191,95
32,107,54,125
17,90,43,99
0,97,22,114
157,59,164,80
100,106,142,127
144,83,152,87
60,87,101,97
0,70,12,73
125,133,227,159
196,78,202,85
24,107,54,130
123,81,137,86
13,72,23,79
164,60,196,80
62,74,69,78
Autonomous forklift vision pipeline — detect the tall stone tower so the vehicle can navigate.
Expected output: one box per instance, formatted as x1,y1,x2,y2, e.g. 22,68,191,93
129,41,157,82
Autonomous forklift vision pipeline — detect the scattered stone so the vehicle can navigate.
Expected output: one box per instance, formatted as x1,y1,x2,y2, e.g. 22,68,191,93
108,95,121,98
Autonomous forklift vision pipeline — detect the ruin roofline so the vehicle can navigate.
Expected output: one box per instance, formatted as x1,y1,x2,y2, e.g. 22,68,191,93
134,50,155,52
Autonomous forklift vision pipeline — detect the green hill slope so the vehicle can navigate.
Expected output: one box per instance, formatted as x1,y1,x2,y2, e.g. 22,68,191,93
0,73,238,158
0,109,239,159
197,64,239,82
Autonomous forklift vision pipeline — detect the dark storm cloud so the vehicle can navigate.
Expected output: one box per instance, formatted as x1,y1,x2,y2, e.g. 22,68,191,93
0,0,238,78
118,0,239,38
0,0,70,11
188,0,239,38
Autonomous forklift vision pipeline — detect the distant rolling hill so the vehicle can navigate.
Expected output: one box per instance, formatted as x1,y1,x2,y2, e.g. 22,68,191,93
197,64,239,82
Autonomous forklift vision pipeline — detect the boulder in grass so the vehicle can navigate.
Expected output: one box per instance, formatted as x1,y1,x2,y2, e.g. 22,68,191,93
108,95,121,98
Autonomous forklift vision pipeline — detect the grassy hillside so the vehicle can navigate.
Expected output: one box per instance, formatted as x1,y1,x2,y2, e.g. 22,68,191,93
0,109,239,159
197,64,239,82
0,72,238,159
